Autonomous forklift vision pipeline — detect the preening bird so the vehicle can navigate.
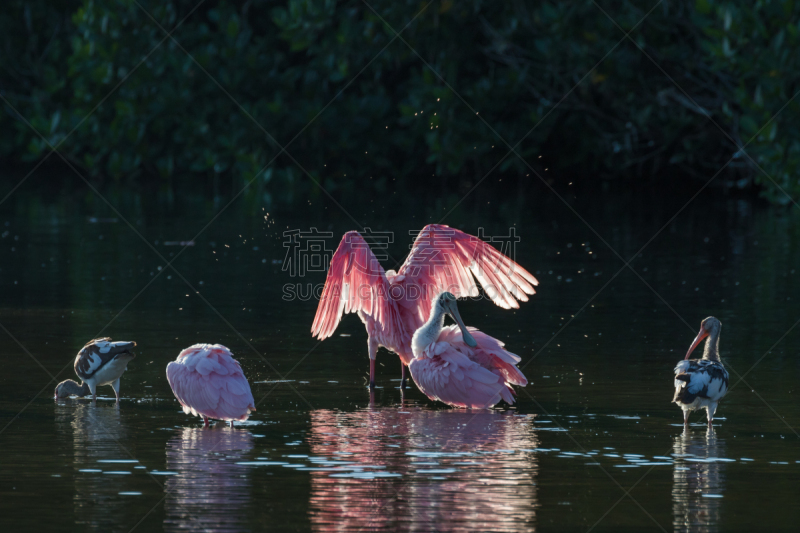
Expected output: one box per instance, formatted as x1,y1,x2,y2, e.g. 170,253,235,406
54,338,137,403
166,344,256,427
673,317,729,427
409,292,527,409
311,224,538,392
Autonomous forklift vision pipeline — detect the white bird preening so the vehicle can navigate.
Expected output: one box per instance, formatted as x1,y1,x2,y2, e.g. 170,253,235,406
673,317,729,427
54,338,136,403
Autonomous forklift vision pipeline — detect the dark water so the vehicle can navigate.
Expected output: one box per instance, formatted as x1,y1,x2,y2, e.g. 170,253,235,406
1,184,799,532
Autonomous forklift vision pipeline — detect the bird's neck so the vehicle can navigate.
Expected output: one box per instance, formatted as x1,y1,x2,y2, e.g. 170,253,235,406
411,307,446,358
703,330,721,362
62,379,90,396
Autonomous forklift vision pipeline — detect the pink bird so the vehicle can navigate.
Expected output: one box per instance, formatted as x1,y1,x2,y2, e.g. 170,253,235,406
311,224,537,407
166,344,256,427
410,292,527,408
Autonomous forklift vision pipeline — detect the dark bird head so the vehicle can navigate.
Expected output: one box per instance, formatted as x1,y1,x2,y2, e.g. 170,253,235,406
685,317,721,360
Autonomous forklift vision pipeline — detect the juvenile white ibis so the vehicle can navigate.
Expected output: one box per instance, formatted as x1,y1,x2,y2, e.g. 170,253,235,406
54,338,137,403
673,317,729,427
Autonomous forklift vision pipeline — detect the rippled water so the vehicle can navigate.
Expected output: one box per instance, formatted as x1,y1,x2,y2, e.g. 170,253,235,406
1,187,799,531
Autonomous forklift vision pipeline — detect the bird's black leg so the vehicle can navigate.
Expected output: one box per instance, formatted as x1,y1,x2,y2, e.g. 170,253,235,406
400,363,407,390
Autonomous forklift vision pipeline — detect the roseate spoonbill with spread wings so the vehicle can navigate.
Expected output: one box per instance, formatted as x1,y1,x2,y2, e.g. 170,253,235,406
410,292,527,408
673,317,729,427
166,344,256,427
311,224,537,394
55,338,136,403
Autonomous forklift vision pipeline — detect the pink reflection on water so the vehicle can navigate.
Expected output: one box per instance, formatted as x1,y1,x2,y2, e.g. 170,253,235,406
163,428,254,532
307,405,539,532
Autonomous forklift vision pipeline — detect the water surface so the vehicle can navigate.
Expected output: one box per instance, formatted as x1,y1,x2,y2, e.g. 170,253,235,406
1,187,799,531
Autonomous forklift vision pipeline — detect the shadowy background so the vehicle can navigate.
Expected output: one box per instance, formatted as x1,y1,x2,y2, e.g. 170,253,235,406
3,4,800,532
1,0,799,206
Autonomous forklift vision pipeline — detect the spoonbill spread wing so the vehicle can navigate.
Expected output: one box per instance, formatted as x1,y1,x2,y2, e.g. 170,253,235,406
311,231,402,341
395,224,538,325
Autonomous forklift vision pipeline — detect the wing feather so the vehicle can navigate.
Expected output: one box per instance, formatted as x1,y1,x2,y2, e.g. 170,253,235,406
396,225,538,324
312,231,399,340
166,345,255,421
409,344,510,409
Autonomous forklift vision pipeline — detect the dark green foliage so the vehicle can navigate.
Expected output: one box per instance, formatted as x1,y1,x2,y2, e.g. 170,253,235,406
1,0,799,204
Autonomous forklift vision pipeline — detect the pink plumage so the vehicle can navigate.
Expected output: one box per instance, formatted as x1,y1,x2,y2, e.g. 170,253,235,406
410,325,527,409
166,344,256,426
311,224,538,396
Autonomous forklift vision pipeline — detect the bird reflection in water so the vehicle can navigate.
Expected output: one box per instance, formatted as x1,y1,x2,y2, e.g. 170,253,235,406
672,427,726,532
55,401,141,531
307,405,539,532
163,428,254,532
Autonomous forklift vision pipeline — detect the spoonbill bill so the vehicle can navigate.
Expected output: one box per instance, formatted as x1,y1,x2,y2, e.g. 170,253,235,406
673,317,729,427
311,224,537,393
54,338,136,403
167,344,256,427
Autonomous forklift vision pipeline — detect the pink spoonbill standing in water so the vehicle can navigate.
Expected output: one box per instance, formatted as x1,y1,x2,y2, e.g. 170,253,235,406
167,344,256,427
311,224,537,407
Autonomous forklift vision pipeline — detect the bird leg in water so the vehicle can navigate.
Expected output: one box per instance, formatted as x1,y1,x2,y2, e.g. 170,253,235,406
203,416,210,428
400,363,407,390
229,420,234,428
368,336,378,389
112,378,121,404
683,410,689,427
706,403,717,428
368,359,375,389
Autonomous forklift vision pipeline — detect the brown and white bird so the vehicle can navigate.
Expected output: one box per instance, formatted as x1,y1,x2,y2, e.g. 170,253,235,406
54,338,137,403
673,317,729,427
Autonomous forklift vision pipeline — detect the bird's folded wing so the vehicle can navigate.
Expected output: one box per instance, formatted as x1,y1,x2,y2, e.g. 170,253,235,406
167,360,255,420
167,361,217,413
312,231,399,340
395,224,538,321
438,326,528,386
685,371,713,395
674,361,727,398
409,346,512,409
75,338,136,380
